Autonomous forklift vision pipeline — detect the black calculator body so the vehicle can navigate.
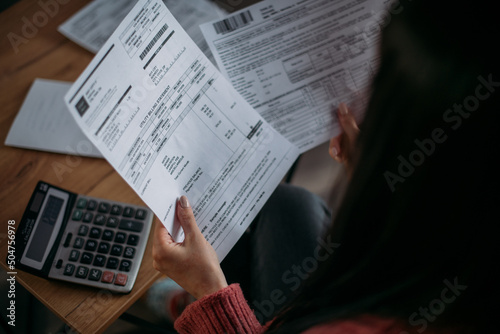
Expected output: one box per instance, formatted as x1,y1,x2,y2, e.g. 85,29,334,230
13,181,154,293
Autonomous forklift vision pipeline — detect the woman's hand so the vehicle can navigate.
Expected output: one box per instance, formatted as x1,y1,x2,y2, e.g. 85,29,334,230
329,103,360,174
152,196,228,300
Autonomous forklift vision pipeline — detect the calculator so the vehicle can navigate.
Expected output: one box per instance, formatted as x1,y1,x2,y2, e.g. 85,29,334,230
13,181,154,293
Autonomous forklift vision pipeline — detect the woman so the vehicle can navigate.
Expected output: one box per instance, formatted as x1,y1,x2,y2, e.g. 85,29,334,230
151,0,500,332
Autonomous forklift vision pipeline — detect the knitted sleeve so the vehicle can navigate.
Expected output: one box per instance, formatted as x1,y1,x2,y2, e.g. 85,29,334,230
174,284,264,334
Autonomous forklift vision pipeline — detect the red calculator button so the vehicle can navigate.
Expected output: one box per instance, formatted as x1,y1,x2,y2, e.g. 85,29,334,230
101,271,114,283
114,273,128,286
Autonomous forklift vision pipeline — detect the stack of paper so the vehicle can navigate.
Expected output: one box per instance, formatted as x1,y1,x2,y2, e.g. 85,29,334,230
5,0,227,158
63,0,299,260
201,0,385,152
5,79,102,157
6,0,388,259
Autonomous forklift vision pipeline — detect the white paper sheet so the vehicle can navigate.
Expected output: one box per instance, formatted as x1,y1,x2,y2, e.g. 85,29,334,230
58,0,138,53
5,78,102,158
201,0,387,152
58,0,226,65
64,0,299,260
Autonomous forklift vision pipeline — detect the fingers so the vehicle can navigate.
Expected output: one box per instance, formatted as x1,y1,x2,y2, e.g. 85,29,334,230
152,196,228,299
152,219,175,272
175,195,200,241
329,102,361,170
154,219,173,245
337,102,360,140
329,135,342,161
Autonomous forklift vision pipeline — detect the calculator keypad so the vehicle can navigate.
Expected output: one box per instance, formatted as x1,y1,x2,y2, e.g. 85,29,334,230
50,195,152,293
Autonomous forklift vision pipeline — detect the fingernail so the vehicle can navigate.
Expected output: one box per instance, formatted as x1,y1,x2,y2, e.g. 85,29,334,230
179,195,190,208
331,147,338,157
339,103,348,115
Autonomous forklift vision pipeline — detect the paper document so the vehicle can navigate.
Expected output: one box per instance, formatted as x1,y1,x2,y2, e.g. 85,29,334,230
5,78,102,157
58,0,138,53
58,0,226,65
64,0,299,260
201,0,386,152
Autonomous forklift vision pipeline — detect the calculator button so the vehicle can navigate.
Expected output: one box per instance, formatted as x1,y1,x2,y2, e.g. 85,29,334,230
56,259,63,269
106,257,119,269
75,266,89,279
76,198,87,209
69,250,80,262
102,230,114,241
83,212,94,223
81,252,93,264
78,225,89,236
111,205,122,215
114,232,126,243
98,242,110,254
106,217,119,228
135,209,147,220
93,255,106,267
72,210,83,221
123,247,135,259
101,271,114,283
63,233,73,247
94,214,106,225
98,202,110,213
127,234,139,246
119,260,132,272
123,207,135,217
73,237,84,249
88,269,102,281
87,200,97,211
114,273,128,286
64,264,75,276
110,245,123,256
85,240,98,251
89,227,102,239
119,220,144,232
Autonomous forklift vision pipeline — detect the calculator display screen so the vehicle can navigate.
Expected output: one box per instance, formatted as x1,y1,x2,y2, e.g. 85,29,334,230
20,187,69,271
25,195,64,262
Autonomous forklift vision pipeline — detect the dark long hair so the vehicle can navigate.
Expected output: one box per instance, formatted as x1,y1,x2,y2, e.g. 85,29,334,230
268,0,500,332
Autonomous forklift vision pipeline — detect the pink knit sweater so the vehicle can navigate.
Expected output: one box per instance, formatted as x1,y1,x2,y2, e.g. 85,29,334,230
175,284,262,333
174,284,467,334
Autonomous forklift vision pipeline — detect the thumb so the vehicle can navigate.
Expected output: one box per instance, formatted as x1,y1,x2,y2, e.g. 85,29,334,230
338,103,359,140
176,195,200,241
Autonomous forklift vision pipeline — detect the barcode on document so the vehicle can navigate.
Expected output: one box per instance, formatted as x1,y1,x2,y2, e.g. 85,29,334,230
213,10,253,34
140,24,168,61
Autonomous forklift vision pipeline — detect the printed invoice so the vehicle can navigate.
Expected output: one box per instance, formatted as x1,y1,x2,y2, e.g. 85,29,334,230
202,0,388,152
58,0,225,65
64,0,299,260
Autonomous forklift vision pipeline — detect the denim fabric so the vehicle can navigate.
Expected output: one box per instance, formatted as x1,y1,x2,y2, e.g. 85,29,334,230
221,183,332,323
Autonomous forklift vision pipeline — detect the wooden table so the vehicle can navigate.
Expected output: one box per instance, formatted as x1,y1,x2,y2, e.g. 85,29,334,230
0,1,164,333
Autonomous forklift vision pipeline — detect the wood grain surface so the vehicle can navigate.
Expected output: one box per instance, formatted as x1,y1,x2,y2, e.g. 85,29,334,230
0,1,163,332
